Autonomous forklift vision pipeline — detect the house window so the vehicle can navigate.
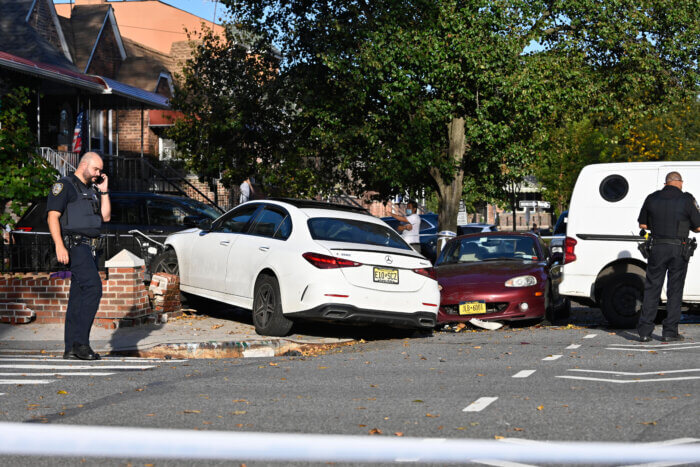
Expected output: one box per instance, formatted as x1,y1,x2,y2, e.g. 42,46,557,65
159,137,177,160
89,110,104,152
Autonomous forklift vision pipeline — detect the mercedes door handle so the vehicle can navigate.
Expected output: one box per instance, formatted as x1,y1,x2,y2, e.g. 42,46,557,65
220,240,230,246
259,246,270,252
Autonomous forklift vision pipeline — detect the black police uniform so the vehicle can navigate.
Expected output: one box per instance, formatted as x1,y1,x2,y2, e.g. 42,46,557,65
46,174,103,355
637,185,700,339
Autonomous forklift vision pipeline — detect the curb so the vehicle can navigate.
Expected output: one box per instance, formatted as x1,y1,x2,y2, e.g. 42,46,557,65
112,338,355,359
0,338,355,359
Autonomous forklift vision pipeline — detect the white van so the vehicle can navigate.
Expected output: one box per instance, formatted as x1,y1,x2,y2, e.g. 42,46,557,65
559,162,700,328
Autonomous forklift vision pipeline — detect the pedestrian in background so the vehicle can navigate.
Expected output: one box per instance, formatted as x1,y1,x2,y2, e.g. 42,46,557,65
391,200,422,254
530,223,541,236
47,152,111,360
637,171,700,342
239,176,256,204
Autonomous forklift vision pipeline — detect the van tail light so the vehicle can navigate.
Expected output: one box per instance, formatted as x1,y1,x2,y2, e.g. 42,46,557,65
564,237,577,263
303,252,361,269
413,267,437,281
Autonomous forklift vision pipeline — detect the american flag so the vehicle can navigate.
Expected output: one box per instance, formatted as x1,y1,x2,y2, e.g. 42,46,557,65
71,111,84,153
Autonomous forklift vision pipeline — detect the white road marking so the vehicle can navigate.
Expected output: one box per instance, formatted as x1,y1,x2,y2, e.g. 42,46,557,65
0,372,116,377
608,343,692,347
0,393,5,396
0,364,154,370
1,422,699,464
0,379,54,385
606,346,700,352
567,369,700,376
512,370,536,378
556,375,700,384
542,355,562,361
463,397,498,412
583,334,597,339
566,344,581,349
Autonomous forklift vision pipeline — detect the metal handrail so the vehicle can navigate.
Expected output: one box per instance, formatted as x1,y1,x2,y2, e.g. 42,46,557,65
38,147,77,176
140,158,225,213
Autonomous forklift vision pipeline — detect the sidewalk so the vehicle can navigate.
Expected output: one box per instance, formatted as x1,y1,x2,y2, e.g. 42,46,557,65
0,310,355,359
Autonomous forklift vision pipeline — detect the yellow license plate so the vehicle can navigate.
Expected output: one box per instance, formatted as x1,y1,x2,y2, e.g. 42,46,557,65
459,301,486,315
373,267,399,284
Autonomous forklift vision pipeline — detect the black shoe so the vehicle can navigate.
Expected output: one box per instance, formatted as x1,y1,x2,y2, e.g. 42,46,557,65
71,344,101,360
63,348,77,360
661,334,684,342
639,335,652,342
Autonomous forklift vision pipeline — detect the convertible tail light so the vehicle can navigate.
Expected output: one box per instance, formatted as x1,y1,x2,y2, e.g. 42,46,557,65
303,252,361,269
413,267,437,281
564,237,577,263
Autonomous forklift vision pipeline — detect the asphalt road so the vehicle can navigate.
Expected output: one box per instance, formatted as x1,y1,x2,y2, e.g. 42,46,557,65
1,307,699,466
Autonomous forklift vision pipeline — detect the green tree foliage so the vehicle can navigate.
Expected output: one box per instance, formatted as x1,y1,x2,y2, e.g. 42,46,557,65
0,87,56,228
174,1,697,229
227,0,564,231
167,26,308,192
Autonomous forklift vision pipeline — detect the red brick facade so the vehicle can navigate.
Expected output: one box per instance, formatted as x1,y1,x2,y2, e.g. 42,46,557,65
0,268,182,328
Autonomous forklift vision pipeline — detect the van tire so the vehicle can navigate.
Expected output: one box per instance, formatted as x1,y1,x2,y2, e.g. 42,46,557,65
252,274,293,337
600,273,644,328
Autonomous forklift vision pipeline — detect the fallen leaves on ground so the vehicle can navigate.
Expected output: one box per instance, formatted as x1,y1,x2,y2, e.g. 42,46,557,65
394,432,404,437
368,428,382,435
537,405,544,411
211,324,224,330
425,413,439,418
641,421,657,426
183,410,201,414
57,390,67,395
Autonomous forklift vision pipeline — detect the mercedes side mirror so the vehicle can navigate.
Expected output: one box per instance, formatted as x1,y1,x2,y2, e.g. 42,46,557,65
183,216,202,227
197,218,213,231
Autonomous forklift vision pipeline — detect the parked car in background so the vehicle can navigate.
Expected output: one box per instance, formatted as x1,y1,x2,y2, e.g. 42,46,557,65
9,192,221,273
457,223,498,235
434,232,570,326
381,213,439,262
152,199,440,336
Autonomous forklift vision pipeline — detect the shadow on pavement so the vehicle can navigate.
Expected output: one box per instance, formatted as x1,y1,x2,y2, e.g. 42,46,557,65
107,320,165,355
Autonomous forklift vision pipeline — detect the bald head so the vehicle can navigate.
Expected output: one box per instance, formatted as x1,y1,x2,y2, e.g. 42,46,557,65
76,152,104,185
665,171,684,190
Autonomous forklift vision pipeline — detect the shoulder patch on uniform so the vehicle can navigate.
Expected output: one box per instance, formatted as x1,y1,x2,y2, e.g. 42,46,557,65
51,183,63,196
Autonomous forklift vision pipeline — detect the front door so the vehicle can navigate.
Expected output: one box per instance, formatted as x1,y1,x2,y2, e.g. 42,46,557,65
186,204,262,293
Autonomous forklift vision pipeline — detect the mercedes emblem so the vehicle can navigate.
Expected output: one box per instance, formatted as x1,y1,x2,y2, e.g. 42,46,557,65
385,255,393,264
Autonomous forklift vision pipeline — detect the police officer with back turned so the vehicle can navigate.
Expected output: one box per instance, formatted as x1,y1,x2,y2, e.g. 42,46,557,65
47,152,111,360
637,171,700,343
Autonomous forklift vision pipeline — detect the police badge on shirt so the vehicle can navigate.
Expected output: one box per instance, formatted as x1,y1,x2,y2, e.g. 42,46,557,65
52,182,63,196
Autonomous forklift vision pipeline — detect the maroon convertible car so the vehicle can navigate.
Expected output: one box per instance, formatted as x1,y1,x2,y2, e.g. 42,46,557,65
435,232,570,325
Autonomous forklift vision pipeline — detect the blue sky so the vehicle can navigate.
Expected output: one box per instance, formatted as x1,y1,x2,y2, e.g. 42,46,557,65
54,1,229,24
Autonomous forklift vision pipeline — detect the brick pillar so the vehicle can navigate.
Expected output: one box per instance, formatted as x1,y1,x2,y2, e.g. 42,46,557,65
96,250,151,328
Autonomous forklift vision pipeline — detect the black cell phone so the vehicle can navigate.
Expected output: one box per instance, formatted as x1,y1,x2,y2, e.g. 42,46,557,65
94,174,105,185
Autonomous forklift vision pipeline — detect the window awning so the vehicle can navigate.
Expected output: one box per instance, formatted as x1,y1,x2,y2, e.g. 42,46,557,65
148,110,184,127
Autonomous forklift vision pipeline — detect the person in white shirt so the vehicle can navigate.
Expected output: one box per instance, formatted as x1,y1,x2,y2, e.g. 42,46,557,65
390,200,422,254
239,176,256,204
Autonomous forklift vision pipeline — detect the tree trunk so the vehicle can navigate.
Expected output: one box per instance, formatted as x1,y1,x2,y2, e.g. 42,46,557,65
430,117,465,253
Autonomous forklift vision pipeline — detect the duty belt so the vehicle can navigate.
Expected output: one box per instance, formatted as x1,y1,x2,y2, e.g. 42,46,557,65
64,234,103,250
652,238,682,245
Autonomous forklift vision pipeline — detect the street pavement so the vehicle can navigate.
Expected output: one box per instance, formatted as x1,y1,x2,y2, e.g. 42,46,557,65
0,305,698,465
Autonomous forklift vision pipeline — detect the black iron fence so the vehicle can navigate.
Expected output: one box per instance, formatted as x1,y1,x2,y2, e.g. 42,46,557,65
2,231,161,275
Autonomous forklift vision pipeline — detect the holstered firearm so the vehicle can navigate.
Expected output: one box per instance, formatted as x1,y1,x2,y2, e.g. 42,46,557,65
681,237,697,262
638,229,652,259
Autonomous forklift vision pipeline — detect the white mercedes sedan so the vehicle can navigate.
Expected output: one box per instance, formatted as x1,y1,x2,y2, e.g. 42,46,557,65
151,199,440,336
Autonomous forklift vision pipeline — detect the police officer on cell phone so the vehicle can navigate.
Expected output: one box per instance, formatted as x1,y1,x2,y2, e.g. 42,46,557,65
637,171,700,343
47,152,111,360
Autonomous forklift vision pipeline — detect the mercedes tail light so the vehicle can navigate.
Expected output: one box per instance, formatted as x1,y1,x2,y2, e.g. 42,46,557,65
564,237,577,263
303,252,361,269
413,267,437,281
